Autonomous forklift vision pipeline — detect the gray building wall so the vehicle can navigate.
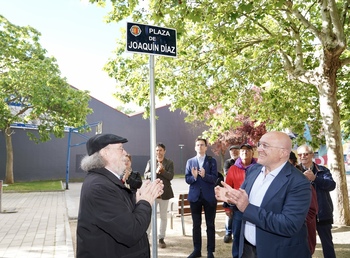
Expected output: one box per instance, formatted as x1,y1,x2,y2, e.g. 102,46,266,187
0,96,223,183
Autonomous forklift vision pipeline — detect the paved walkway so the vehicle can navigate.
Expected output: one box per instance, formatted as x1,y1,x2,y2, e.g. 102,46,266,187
0,191,73,258
0,178,349,258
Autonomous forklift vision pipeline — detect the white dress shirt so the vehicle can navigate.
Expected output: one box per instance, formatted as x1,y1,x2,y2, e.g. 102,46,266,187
244,162,287,245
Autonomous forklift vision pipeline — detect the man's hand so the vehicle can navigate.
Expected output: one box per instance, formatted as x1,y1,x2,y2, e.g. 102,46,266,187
224,186,249,212
122,169,131,182
136,179,164,205
191,167,199,179
215,184,229,202
198,167,205,177
303,169,316,181
156,162,164,174
215,182,249,212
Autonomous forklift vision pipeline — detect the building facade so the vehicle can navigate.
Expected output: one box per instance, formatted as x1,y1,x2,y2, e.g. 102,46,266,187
0,96,221,182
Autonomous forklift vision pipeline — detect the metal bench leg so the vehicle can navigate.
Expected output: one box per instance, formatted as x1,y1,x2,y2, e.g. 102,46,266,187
180,195,186,236
170,200,174,229
181,215,186,236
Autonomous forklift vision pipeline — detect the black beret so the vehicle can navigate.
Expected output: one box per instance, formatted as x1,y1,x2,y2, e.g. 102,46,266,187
86,134,128,156
229,145,240,150
240,143,253,150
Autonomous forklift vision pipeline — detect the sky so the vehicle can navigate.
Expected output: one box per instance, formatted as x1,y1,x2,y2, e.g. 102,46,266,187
0,0,139,109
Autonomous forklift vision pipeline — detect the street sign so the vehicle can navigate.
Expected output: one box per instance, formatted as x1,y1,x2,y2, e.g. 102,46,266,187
126,22,177,57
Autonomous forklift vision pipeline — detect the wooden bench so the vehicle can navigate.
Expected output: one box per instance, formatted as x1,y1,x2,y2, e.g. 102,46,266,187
170,193,225,236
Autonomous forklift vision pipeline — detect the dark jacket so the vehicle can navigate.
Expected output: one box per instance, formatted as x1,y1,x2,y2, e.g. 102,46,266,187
77,168,151,258
223,158,236,175
185,155,218,204
126,170,142,192
144,157,174,200
299,162,336,223
239,162,311,258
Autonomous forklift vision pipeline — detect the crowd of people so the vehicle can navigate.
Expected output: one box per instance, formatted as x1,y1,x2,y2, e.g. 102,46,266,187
76,132,337,258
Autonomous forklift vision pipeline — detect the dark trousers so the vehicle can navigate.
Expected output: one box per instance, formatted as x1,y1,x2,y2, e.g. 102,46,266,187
316,223,336,258
225,213,233,235
232,211,243,258
190,194,216,253
242,240,257,258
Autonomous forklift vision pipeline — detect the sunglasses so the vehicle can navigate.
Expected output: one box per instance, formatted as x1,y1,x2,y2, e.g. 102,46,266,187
298,153,311,157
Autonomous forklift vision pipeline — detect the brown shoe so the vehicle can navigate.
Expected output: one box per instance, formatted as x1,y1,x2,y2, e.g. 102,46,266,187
159,238,166,248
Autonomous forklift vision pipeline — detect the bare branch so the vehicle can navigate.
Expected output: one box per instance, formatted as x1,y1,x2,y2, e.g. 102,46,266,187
327,0,345,42
284,1,323,41
341,0,350,27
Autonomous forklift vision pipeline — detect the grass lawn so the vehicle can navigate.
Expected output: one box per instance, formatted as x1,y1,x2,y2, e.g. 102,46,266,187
2,180,63,192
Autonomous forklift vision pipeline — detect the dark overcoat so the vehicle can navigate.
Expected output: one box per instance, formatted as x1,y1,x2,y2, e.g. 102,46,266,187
77,168,151,258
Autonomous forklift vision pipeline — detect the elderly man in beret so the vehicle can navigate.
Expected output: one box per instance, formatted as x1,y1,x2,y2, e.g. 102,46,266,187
76,133,164,258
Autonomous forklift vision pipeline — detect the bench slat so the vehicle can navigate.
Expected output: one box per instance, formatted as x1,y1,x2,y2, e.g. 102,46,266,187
171,193,226,235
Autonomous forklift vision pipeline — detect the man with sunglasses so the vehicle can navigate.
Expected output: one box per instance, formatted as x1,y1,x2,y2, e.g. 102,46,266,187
297,144,336,258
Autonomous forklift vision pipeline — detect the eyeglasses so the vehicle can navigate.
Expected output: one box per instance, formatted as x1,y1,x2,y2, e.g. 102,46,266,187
298,153,311,157
257,142,285,150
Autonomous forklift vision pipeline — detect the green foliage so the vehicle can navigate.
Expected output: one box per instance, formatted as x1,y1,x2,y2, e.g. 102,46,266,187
90,0,350,149
2,180,63,192
0,15,92,142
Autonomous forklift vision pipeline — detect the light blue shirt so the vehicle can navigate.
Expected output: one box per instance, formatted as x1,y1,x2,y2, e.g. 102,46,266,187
244,162,287,245
197,154,206,169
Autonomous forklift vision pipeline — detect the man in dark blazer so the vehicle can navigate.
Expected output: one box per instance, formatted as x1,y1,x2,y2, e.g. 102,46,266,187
76,133,164,258
185,137,218,258
215,131,311,258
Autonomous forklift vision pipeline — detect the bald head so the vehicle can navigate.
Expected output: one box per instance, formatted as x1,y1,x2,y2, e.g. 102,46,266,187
257,131,292,173
266,131,292,151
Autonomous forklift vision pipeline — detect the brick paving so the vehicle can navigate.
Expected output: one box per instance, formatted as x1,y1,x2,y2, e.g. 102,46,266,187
0,192,73,258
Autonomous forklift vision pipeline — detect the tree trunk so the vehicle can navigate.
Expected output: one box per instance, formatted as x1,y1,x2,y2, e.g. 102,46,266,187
4,127,14,184
319,81,350,225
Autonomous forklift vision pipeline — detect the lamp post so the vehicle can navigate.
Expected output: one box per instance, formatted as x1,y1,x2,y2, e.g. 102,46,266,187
179,144,184,174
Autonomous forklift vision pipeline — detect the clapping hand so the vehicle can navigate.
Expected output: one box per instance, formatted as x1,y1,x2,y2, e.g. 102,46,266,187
191,167,199,179
198,167,205,177
122,168,131,182
136,178,164,205
215,181,249,212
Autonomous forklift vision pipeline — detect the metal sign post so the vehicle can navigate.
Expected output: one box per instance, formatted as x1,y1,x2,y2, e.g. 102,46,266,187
126,22,177,258
0,180,2,213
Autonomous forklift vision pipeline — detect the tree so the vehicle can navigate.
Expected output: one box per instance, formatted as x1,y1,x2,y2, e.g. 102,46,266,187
89,1,350,225
210,117,267,170
0,15,92,183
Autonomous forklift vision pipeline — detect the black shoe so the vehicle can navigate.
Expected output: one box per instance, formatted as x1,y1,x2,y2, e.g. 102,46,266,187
187,251,202,258
207,252,215,258
223,234,232,243
159,238,166,248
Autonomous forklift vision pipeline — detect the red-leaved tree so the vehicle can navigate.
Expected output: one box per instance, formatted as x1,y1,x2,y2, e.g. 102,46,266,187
211,116,267,170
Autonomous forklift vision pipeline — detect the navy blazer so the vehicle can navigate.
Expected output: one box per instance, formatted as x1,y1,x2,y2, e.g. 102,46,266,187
239,162,311,258
185,155,218,204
